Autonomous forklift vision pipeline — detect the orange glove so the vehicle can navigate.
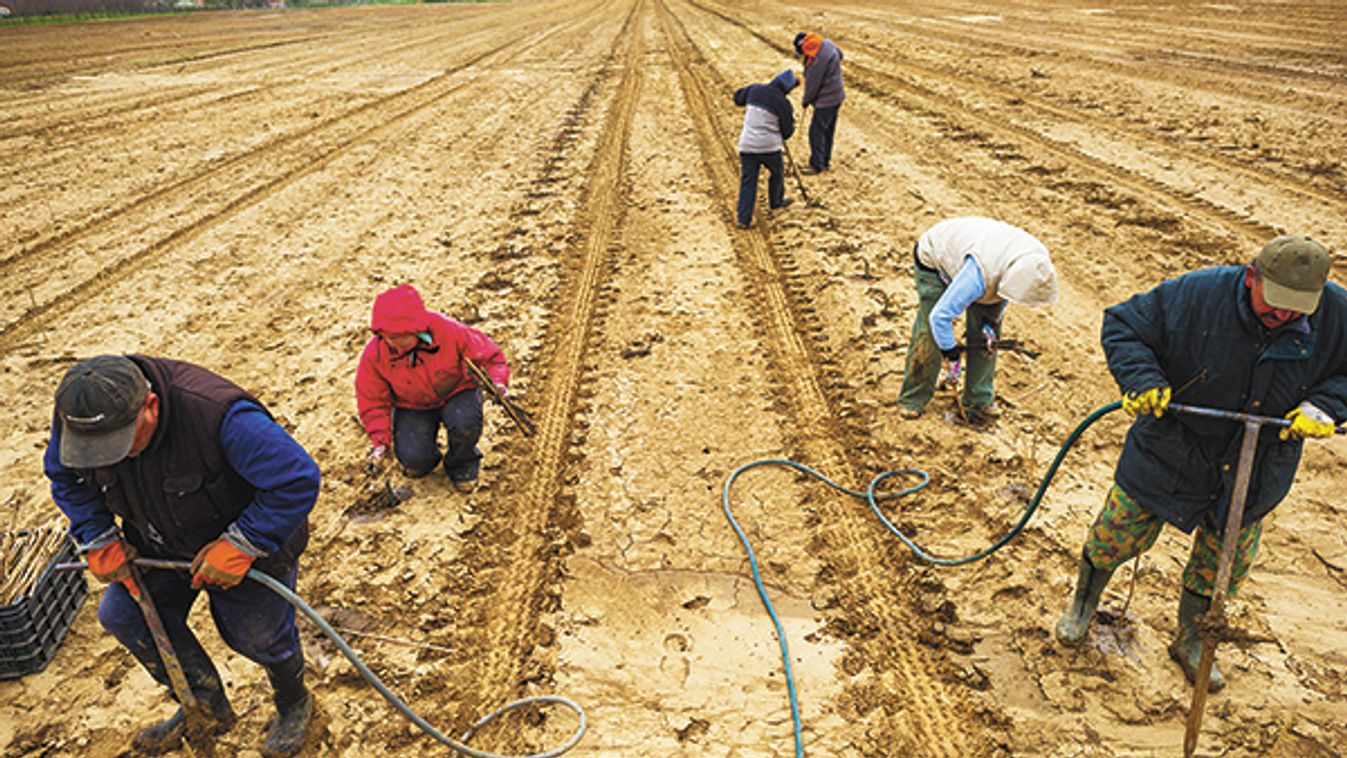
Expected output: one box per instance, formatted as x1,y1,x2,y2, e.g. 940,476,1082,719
190,539,255,589
85,540,137,585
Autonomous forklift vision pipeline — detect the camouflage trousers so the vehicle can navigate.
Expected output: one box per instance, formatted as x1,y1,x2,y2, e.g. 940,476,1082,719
1083,484,1262,597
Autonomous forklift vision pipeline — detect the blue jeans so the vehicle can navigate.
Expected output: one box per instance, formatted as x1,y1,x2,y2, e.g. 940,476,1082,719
808,105,839,171
737,151,785,226
98,560,301,680
393,388,483,481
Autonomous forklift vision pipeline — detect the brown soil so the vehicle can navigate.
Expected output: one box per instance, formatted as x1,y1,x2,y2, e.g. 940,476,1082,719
2,1,1345,756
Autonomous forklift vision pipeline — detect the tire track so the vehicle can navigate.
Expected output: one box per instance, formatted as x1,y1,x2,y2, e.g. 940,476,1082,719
685,0,1293,246
0,9,606,352
658,0,988,754
433,0,644,749
2,85,233,140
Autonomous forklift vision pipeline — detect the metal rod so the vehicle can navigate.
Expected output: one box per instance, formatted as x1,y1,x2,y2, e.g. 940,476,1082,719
1182,420,1260,757
1170,402,1346,434
781,139,815,207
73,561,214,756
992,338,1040,359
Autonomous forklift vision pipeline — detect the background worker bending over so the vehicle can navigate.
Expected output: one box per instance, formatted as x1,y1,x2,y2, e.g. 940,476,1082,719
732,69,797,230
897,216,1059,424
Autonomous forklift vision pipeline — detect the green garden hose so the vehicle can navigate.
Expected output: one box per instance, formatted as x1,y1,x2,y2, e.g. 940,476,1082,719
721,401,1122,757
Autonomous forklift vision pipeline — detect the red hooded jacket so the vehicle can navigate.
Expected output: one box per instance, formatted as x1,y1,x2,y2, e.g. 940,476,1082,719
354,285,510,447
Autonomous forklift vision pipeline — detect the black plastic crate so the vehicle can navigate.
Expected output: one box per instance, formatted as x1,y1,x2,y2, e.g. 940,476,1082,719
0,536,88,680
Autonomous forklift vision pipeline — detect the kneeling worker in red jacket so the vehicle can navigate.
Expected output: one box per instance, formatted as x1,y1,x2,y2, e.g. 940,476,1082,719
355,284,511,492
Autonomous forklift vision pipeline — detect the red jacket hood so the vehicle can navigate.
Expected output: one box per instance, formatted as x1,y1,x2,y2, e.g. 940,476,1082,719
371,284,431,333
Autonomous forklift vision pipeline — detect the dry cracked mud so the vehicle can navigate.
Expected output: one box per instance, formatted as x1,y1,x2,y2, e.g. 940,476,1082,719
1,1,1344,756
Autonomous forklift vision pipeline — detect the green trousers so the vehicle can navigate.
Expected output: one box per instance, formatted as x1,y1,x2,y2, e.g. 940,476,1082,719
897,265,1002,411
1084,484,1262,597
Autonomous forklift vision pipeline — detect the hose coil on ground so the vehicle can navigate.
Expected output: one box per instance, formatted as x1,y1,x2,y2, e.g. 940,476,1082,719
721,401,1122,757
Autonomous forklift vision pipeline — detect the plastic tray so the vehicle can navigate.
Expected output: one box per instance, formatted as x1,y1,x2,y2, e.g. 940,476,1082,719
0,538,88,680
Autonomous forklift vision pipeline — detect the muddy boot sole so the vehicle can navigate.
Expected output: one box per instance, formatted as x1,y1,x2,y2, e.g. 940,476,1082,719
261,692,317,758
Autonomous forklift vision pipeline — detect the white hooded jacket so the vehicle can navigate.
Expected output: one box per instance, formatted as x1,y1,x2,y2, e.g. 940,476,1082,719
916,217,1059,306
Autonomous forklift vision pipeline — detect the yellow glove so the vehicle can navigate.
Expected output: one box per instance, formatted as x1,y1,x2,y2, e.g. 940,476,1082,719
1280,403,1336,441
1122,386,1171,418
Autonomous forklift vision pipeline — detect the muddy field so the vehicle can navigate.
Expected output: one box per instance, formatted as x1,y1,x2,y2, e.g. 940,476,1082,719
2,0,1345,755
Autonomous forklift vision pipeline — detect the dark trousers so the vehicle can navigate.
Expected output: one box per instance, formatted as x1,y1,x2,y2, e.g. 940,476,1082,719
808,105,840,171
737,151,785,226
98,560,301,681
393,388,483,481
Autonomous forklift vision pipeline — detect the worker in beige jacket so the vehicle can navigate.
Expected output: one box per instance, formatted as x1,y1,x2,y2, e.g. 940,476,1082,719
897,217,1059,423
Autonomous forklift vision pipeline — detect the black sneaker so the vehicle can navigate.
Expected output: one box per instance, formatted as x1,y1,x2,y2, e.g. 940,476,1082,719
736,221,752,229
771,197,794,210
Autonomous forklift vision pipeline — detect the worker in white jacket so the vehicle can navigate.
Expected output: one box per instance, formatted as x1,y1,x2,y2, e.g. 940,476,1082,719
897,217,1059,423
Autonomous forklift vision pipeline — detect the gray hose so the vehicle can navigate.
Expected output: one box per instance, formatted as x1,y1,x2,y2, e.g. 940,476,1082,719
58,558,586,758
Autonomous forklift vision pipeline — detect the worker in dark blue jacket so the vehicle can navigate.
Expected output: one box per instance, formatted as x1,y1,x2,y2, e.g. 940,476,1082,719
1055,236,1347,693
733,69,797,229
45,354,320,757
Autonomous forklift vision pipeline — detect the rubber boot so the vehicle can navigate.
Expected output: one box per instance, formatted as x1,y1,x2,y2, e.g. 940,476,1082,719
1055,548,1115,645
1169,588,1225,693
261,652,315,758
131,647,236,755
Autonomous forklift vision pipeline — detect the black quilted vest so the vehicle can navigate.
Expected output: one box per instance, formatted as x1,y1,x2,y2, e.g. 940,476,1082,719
76,356,307,574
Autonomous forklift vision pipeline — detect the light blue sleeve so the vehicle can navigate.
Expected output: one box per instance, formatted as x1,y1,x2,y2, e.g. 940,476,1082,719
928,257,986,352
